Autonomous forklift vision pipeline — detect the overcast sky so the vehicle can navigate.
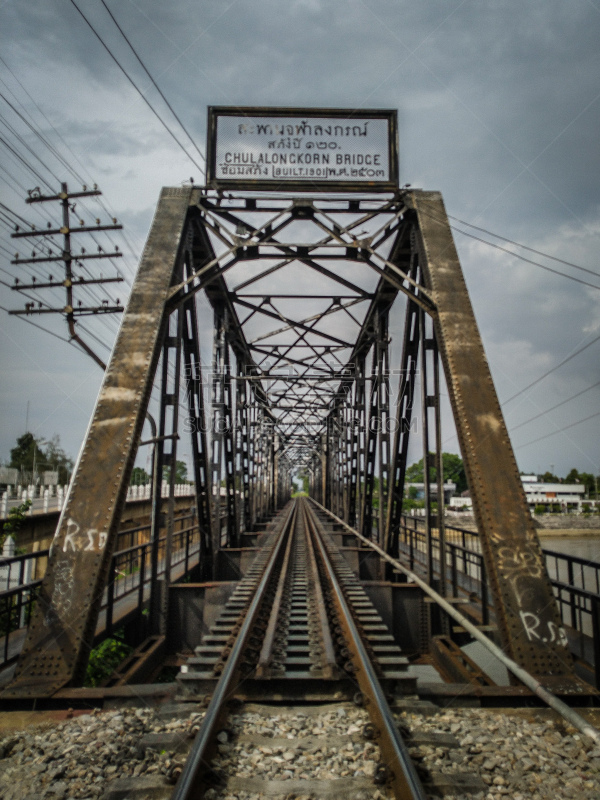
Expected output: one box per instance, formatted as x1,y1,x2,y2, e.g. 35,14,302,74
1,0,599,482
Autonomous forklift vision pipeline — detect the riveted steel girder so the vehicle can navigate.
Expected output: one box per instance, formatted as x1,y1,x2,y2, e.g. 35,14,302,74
3,188,195,697
5,183,577,698
410,190,572,679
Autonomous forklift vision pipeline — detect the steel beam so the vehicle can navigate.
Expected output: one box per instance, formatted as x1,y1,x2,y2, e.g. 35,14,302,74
3,187,194,697
410,190,573,680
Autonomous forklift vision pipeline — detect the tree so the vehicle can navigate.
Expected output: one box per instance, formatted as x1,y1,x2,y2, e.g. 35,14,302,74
540,471,559,483
405,452,467,494
9,433,46,482
130,466,150,485
297,470,310,494
565,469,598,496
163,460,188,484
9,433,73,485
42,435,74,484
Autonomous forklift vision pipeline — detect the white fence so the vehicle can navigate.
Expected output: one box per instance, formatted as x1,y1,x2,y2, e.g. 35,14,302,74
0,482,195,519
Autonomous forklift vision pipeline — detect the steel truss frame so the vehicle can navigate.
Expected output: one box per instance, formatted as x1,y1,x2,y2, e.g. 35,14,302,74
4,187,576,698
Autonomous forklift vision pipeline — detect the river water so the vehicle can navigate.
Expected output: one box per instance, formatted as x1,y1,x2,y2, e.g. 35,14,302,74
538,532,600,564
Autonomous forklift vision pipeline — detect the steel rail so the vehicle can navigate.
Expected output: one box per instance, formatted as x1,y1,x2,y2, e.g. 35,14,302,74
309,498,600,746
172,501,297,800
302,499,427,800
300,501,337,677
255,510,296,678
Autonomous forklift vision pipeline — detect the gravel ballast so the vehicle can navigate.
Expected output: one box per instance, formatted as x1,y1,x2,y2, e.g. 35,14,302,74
0,702,599,799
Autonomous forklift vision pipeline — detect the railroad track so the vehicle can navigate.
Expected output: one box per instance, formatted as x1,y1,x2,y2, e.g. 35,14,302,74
171,497,428,799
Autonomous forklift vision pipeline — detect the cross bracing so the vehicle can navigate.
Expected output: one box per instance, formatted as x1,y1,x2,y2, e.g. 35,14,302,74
3,186,581,698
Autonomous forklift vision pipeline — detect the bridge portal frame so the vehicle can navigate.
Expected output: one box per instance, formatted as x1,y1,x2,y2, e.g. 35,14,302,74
2,186,577,699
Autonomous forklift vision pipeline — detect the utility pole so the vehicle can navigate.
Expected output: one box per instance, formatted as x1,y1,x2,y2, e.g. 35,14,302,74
9,182,125,369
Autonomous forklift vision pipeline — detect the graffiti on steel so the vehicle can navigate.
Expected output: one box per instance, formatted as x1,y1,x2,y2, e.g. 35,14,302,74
3,187,194,697
411,190,573,678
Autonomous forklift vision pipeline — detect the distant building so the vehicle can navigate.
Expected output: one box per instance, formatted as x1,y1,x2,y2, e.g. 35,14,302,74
520,474,586,511
405,481,456,504
449,495,473,510
449,474,591,513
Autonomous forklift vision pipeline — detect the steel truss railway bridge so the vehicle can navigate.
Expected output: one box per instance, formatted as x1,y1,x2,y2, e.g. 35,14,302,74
1,115,597,713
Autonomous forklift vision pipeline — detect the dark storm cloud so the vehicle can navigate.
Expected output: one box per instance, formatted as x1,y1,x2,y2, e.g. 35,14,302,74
1,0,599,474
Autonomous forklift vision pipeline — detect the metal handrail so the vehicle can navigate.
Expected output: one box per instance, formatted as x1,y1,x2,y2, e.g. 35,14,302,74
313,498,600,745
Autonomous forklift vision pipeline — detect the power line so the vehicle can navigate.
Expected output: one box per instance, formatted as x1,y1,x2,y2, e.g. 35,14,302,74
0,133,54,191
448,214,600,279
416,205,600,290
77,321,113,352
0,55,91,186
451,224,600,291
0,303,73,344
0,114,61,186
509,380,600,432
66,0,204,173
0,162,29,193
502,333,600,406
99,0,205,167
0,70,139,274
515,410,600,450
0,92,80,185
0,278,54,311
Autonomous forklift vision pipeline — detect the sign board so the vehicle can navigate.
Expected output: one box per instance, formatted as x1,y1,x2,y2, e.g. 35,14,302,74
0,467,18,485
207,107,398,192
43,471,59,486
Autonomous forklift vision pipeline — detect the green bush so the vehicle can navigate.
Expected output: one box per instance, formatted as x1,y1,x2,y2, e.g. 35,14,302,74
84,630,133,687
534,504,546,515
1,499,32,550
402,498,425,512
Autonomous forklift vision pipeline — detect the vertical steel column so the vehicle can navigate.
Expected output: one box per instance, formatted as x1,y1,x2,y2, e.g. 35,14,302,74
163,309,184,631
419,316,445,599
149,300,184,634
419,310,436,588
149,343,169,631
210,307,238,547
254,411,265,521
180,257,213,580
210,306,226,548
357,357,367,529
411,191,574,678
236,372,251,533
272,433,280,513
247,399,257,527
385,273,421,557
361,341,379,539
335,412,345,517
321,432,329,508
346,366,359,528
314,450,321,503
323,432,332,508
431,331,446,598
221,340,238,545
377,313,391,544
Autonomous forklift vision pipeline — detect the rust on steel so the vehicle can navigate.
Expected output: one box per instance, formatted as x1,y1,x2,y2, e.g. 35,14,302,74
409,190,573,680
301,501,337,677
303,500,427,800
172,503,297,800
255,512,296,678
3,187,194,697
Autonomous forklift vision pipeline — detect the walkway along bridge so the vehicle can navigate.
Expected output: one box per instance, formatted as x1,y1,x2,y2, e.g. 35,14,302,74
1,108,597,711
